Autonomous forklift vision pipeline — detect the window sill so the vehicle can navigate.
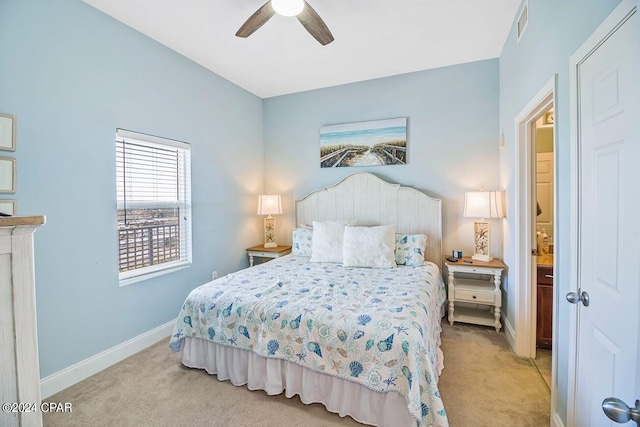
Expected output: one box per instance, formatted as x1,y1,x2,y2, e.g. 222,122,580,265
119,262,191,287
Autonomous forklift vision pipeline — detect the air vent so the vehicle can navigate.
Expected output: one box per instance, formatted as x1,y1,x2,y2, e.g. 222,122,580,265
517,2,529,42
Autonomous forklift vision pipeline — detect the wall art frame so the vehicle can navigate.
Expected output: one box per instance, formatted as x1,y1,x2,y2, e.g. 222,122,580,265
319,117,407,168
0,200,16,216
0,157,16,193
0,113,16,152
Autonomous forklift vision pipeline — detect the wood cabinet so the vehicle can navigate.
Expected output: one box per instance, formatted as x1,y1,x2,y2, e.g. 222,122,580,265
0,217,45,427
536,265,553,348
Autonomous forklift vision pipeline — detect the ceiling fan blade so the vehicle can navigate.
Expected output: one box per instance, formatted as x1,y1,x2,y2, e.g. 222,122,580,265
297,1,334,45
236,1,276,38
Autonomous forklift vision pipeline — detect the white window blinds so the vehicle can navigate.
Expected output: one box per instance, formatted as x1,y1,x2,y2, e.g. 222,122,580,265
116,129,192,283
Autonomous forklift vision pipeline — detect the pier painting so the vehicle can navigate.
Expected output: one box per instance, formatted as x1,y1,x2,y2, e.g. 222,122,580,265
320,118,407,168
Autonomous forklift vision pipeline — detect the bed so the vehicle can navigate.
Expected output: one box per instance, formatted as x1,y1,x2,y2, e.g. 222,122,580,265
170,172,449,426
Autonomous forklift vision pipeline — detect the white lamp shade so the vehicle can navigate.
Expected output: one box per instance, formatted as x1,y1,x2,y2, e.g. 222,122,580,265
257,194,283,215
271,0,304,16
463,191,504,219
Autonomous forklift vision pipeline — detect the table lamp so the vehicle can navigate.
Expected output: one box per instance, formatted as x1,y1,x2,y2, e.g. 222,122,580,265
257,194,283,248
463,190,504,262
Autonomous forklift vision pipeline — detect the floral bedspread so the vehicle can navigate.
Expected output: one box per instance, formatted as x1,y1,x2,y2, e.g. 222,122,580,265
170,255,448,426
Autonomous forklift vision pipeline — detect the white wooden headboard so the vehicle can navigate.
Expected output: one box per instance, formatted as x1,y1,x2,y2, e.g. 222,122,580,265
295,172,443,269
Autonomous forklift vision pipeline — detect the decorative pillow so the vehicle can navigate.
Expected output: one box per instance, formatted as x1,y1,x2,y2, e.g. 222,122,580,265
343,225,396,269
291,227,313,257
310,221,351,263
395,233,428,266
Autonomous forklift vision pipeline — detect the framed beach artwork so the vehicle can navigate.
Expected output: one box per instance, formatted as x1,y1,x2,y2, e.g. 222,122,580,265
320,117,407,168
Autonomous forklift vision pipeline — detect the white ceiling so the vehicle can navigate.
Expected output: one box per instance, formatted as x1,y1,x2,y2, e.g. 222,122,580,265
82,0,521,98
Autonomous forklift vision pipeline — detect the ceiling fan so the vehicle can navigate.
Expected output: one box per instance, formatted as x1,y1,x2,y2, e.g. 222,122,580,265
236,0,334,45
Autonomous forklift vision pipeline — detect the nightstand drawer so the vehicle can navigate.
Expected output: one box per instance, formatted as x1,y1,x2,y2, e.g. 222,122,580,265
455,288,495,304
250,250,272,257
466,267,494,274
453,278,496,304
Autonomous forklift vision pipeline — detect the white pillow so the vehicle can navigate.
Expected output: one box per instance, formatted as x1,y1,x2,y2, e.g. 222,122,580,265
310,221,350,263
342,225,396,269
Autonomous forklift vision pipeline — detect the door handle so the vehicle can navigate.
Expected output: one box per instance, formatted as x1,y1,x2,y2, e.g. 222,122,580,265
545,274,554,279
602,397,640,425
566,290,590,307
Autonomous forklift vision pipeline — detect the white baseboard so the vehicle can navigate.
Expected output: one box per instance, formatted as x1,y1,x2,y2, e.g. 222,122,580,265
503,315,516,352
40,318,177,399
551,412,564,427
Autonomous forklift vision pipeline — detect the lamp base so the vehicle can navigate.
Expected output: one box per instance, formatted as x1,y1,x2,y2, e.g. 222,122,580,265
472,254,493,262
263,216,277,248
471,220,493,263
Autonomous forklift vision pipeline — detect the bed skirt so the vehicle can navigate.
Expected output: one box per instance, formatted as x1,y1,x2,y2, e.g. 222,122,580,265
181,337,443,427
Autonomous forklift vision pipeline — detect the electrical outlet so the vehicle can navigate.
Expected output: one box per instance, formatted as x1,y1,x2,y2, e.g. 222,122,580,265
212,271,218,280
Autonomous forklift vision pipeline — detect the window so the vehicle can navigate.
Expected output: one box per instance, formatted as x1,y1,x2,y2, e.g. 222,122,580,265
517,2,529,42
116,129,192,284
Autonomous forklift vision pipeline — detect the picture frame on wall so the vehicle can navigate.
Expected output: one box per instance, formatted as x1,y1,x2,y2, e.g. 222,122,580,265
0,157,16,193
0,113,16,152
319,117,407,168
0,200,16,216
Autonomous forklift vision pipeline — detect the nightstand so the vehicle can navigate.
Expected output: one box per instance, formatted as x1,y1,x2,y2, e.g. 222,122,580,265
246,245,292,267
445,257,506,332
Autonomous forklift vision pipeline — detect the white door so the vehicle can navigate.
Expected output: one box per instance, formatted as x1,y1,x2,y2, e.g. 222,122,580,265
571,2,640,426
536,152,554,239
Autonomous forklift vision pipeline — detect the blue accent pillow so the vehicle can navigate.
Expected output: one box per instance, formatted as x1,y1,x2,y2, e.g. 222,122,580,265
395,233,427,266
292,227,313,257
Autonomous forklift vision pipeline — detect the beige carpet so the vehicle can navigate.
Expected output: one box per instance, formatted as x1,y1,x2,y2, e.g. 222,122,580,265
438,323,550,426
43,321,550,426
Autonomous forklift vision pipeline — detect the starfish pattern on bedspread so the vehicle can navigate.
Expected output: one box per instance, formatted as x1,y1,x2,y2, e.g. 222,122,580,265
170,255,448,426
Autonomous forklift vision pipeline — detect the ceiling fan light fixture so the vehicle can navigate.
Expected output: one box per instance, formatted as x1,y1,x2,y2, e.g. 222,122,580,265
271,0,304,17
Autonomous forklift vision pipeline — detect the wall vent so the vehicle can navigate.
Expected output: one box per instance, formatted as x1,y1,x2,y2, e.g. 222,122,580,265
517,2,529,42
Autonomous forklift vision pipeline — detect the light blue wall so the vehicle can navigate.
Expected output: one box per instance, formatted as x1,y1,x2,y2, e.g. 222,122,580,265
499,0,621,422
264,59,501,260
2,2,617,413
0,0,264,378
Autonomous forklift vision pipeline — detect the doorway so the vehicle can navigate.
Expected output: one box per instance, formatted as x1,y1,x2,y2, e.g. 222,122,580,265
532,108,555,390
513,76,558,422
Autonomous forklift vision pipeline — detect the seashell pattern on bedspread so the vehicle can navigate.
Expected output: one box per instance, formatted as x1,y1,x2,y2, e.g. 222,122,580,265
170,255,448,426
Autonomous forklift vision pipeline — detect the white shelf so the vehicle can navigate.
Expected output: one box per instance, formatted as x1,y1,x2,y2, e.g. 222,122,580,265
0,220,44,427
452,306,496,328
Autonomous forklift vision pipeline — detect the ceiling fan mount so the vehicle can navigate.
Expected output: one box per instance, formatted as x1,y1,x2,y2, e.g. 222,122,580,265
235,0,334,46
